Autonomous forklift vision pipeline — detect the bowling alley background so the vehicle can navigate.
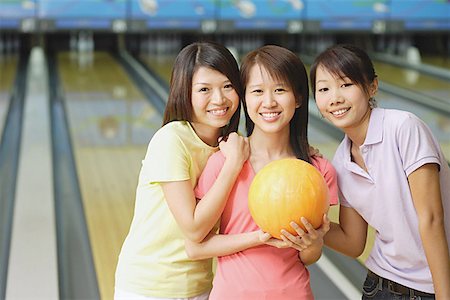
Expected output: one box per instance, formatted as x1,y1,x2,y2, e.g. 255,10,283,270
0,1,449,299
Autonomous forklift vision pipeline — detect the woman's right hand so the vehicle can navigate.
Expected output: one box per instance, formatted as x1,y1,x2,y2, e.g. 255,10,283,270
219,132,249,167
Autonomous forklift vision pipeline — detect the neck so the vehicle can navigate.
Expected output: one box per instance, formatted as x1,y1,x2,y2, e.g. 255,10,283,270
344,108,372,147
190,122,221,147
249,127,294,161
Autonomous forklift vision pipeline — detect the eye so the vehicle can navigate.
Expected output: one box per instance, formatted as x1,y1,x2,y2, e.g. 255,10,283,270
317,87,328,92
342,83,353,88
274,88,286,93
251,89,263,94
198,87,209,92
224,83,234,90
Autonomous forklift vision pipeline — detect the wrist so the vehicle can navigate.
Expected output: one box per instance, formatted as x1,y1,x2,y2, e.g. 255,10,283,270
222,158,245,176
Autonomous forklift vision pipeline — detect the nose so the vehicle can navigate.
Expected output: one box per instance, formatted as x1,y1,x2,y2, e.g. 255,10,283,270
262,93,277,108
330,89,344,106
210,89,226,105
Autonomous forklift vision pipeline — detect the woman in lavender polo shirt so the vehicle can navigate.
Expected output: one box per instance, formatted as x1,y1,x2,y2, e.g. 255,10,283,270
310,44,450,300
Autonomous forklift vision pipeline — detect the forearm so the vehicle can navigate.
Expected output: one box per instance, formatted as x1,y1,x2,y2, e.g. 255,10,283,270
324,222,365,258
185,231,262,260
192,161,243,240
419,218,450,299
408,163,450,299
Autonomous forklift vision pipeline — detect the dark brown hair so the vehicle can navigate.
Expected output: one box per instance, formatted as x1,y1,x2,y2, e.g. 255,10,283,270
163,41,243,136
240,45,310,163
310,44,377,97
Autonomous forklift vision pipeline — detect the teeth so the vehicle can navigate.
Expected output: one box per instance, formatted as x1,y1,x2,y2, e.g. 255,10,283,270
261,112,279,118
209,108,227,116
331,108,348,116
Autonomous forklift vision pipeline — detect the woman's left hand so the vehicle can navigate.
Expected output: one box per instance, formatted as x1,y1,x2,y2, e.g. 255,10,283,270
279,215,330,252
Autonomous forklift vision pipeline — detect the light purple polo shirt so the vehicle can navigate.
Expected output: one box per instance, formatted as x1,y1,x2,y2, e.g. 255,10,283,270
332,108,450,293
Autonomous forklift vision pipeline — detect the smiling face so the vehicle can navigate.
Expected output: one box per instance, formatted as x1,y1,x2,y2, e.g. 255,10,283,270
190,66,239,143
314,65,376,133
245,64,297,135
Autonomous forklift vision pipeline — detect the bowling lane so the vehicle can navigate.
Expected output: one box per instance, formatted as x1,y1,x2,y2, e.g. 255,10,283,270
373,60,450,102
422,55,450,70
0,56,18,144
139,54,175,82
57,51,162,300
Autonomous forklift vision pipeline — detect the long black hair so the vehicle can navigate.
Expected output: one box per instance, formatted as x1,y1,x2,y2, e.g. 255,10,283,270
240,45,310,163
163,41,243,136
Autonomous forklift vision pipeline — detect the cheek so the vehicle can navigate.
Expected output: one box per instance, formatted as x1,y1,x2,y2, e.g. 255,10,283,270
229,90,240,106
244,95,256,111
314,97,328,113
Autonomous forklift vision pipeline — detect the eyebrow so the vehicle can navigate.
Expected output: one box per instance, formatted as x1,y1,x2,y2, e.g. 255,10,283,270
193,80,231,86
246,84,262,89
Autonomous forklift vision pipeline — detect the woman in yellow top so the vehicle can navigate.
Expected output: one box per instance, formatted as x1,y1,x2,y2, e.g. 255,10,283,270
115,41,249,300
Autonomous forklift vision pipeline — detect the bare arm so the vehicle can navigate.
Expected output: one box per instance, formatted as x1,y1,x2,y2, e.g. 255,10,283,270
185,230,267,260
324,206,368,258
409,163,450,299
162,133,249,242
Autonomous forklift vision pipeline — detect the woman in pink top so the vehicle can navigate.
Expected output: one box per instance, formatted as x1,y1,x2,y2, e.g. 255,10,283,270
185,45,338,300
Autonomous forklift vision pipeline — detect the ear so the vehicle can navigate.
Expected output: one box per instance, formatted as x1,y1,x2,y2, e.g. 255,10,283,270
296,98,301,108
370,78,379,97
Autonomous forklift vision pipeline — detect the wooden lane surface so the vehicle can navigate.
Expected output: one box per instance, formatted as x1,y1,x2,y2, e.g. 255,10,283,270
139,54,175,82
373,61,450,101
58,51,162,300
0,56,18,144
422,55,450,70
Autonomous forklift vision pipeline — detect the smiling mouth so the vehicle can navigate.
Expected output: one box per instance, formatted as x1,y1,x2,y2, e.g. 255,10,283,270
331,108,350,117
260,112,281,119
208,108,229,116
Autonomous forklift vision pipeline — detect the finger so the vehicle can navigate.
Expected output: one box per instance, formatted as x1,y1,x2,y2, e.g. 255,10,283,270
281,229,301,243
280,234,304,251
289,221,305,237
320,214,331,233
281,230,308,250
300,217,316,236
218,135,227,143
270,237,288,248
279,234,296,248
259,231,271,242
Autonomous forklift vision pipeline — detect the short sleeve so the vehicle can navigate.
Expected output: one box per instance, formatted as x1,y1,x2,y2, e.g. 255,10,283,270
312,157,339,205
397,114,441,176
142,127,190,184
194,151,226,199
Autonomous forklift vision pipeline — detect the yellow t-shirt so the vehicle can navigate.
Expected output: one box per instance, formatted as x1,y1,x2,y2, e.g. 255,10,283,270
115,121,218,298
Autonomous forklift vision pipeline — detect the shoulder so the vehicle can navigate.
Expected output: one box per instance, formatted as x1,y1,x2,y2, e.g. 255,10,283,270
155,121,188,138
150,121,192,146
381,109,433,143
311,156,336,177
311,157,339,205
383,108,423,129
